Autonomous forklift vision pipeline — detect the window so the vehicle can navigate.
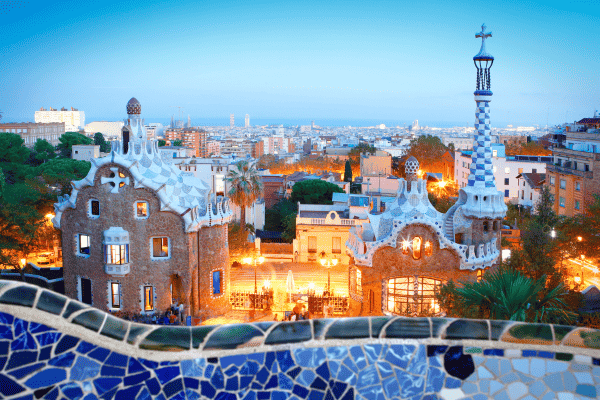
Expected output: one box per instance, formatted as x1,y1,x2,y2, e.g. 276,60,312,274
477,270,484,283
80,277,92,305
424,241,432,257
573,161,578,170
575,201,580,210
530,193,533,200
144,286,154,311
90,200,100,217
332,237,341,254
504,178,509,185
415,277,442,314
560,179,566,189
505,167,510,174
493,221,498,231
401,240,409,255
585,164,590,172
576,182,581,191
412,237,422,260
387,277,413,314
504,190,510,198
308,236,317,253
559,196,566,208
105,244,129,264
152,238,169,258
136,201,148,218
111,282,121,309
521,190,524,200
493,150,497,157
532,169,537,173
483,221,489,232
212,271,222,295
550,176,555,185
78,234,90,255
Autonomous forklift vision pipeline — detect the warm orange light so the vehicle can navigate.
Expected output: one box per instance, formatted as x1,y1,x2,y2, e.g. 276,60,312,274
577,236,583,242
45,213,55,220
437,181,447,188
263,279,271,289
243,257,252,264
258,256,265,264
331,258,338,266
574,276,582,283
320,259,326,266
20,258,26,266
308,282,315,290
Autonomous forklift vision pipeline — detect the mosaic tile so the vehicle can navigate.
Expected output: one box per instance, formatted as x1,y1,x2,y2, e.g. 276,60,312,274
62,301,87,319
444,346,475,380
444,320,488,340
294,348,326,369
501,323,553,345
72,310,106,333
126,324,152,345
24,368,67,389
384,318,430,338
265,322,311,345
204,324,263,350
139,327,190,351
36,290,67,316
100,315,128,341
313,319,334,340
0,286,37,307
325,318,369,340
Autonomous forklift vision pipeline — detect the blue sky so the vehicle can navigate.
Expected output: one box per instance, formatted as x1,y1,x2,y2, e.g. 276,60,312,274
1,0,599,126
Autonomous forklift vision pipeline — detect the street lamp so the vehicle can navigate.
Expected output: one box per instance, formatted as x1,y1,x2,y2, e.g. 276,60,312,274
243,254,265,317
319,251,338,295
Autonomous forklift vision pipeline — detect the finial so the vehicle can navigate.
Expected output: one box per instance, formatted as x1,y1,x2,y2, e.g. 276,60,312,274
405,156,419,182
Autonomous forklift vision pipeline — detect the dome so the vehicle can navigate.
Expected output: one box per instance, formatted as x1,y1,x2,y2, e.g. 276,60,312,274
126,98,141,115
405,156,419,174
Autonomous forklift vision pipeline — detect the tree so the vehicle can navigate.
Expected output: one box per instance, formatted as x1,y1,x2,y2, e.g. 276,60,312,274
403,135,449,174
37,158,91,195
344,160,353,182
56,132,93,158
93,132,111,153
290,180,344,205
0,132,32,183
349,142,376,157
264,199,298,242
172,140,183,147
158,140,167,147
226,160,263,228
505,142,551,156
33,139,57,164
438,266,576,324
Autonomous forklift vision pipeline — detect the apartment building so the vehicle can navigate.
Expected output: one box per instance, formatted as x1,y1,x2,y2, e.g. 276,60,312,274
546,116,600,216
35,107,85,132
516,173,545,209
0,122,65,146
164,128,208,157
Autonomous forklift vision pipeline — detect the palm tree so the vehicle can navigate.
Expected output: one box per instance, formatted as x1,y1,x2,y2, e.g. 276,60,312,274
448,266,576,324
226,161,263,229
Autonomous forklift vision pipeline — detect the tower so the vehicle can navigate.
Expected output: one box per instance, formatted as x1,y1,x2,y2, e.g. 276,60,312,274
245,114,249,128
230,114,234,128
187,115,191,128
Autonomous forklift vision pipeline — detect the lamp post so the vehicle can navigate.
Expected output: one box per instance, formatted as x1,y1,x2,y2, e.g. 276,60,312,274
319,251,338,295
243,254,265,318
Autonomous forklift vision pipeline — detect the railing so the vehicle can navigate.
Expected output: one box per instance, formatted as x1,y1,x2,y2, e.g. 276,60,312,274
296,217,367,226
307,294,349,315
547,164,593,179
230,291,274,310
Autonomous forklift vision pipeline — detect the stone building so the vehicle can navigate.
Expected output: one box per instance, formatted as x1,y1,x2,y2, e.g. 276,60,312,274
345,25,507,317
52,98,232,320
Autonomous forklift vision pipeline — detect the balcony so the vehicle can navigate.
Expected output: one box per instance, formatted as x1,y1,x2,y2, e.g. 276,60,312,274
296,217,368,226
547,164,593,179
105,263,130,276
553,146,600,161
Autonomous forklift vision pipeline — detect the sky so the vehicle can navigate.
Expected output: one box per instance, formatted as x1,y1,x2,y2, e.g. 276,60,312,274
1,0,599,127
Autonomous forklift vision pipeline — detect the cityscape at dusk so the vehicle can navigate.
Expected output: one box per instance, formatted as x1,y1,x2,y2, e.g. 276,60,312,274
2,1,600,400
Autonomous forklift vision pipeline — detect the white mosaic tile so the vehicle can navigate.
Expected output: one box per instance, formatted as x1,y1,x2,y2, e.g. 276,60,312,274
438,387,465,400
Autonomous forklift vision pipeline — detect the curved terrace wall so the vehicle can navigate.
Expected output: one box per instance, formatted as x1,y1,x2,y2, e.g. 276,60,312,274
0,281,600,400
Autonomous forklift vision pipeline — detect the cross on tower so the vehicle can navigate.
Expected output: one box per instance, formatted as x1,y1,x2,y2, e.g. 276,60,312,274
475,24,492,44
101,167,130,193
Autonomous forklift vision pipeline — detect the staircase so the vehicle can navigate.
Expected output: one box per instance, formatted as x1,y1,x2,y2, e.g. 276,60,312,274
444,205,459,241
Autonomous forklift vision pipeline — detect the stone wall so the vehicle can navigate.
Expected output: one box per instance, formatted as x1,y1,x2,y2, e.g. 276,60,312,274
1,281,599,400
61,164,192,315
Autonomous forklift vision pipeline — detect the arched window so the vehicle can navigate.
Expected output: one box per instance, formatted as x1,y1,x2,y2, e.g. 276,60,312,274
424,241,432,257
412,237,422,259
401,240,409,255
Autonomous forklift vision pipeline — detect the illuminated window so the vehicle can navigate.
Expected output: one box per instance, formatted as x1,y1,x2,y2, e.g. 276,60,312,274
424,241,432,257
505,167,510,174
111,282,121,308
144,286,153,311
78,234,90,255
356,269,362,295
415,277,443,314
387,277,413,314
477,269,484,282
212,270,222,295
412,237,422,260
152,237,169,258
104,244,128,264
401,240,409,255
387,276,444,315
332,237,341,254
550,176,555,185
136,201,148,218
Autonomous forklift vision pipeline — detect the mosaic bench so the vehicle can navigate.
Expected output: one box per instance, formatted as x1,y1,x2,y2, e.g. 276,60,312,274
1,281,600,400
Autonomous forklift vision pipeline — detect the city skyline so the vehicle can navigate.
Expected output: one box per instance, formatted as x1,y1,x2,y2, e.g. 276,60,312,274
1,0,599,126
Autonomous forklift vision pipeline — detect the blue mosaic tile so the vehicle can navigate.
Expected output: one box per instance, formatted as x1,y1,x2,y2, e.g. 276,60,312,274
36,332,61,347
395,368,425,398
94,377,122,395
483,348,504,356
128,357,147,374
106,352,128,367
7,350,38,370
12,331,36,351
522,350,536,357
294,348,326,369
48,351,76,367
156,366,180,385
444,346,475,380
8,362,44,380
0,324,12,340
350,346,367,369
30,322,53,334
163,377,184,398
146,377,161,395
89,347,110,363
38,345,52,361
384,345,415,369
356,364,379,389
200,381,216,398
114,384,143,400
426,366,445,392
25,368,67,389
55,335,79,355
61,382,84,400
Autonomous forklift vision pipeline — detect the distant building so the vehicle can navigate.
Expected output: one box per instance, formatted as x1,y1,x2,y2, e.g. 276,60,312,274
493,135,527,147
441,136,473,151
360,151,392,177
71,144,100,161
245,114,249,128
516,173,545,209
84,121,125,139
0,122,65,146
230,114,234,128
207,140,221,156
164,128,208,157
35,107,85,132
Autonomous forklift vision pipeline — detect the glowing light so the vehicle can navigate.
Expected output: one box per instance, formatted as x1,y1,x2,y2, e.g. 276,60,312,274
574,276,582,283
331,259,338,266
577,236,583,242
308,282,315,290
45,213,54,220
258,256,265,264
437,181,447,188
550,229,556,238
20,258,26,266
320,259,326,266
243,257,252,264
263,279,271,289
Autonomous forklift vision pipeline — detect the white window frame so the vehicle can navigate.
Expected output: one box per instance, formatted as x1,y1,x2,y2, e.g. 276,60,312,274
76,234,91,257
135,201,149,219
107,281,121,311
576,182,581,191
89,199,100,219
211,269,224,298
150,237,170,260
559,196,566,208
140,284,156,314
104,244,129,265
550,176,555,185
560,179,566,189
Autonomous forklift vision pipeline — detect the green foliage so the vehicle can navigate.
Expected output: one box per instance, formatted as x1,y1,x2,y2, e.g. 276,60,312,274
56,132,93,158
403,135,449,173
33,139,57,164
37,158,91,195
290,179,344,205
227,222,254,260
428,192,454,213
158,140,167,147
0,132,30,164
344,160,353,182
172,139,183,147
93,132,111,153
439,266,576,324
264,199,297,242
349,142,376,157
